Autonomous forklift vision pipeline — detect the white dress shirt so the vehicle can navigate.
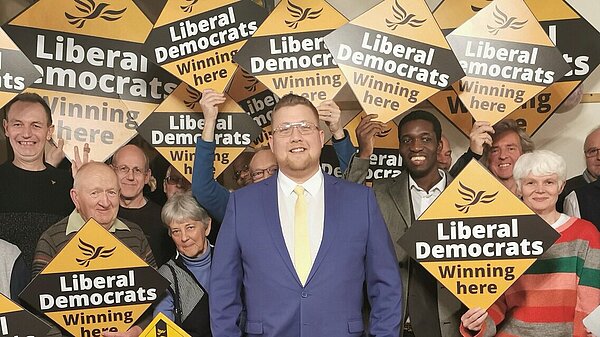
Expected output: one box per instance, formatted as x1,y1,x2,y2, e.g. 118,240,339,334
563,190,581,218
408,169,447,219
277,169,325,268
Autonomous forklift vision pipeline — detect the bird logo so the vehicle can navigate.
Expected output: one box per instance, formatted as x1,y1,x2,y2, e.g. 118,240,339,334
65,0,126,28
285,0,323,29
487,6,527,35
155,320,167,337
184,86,203,109
454,182,498,213
386,0,426,30
75,238,116,267
470,0,493,13
242,70,259,92
180,0,198,13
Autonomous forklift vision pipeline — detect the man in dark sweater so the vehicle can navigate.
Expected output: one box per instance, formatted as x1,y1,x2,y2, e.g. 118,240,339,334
0,93,73,267
111,144,175,266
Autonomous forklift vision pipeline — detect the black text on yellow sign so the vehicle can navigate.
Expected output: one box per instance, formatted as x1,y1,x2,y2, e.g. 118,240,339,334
233,0,348,105
143,0,268,93
429,0,600,137
136,83,262,182
0,28,42,108
139,313,190,337
3,0,180,162
398,160,560,309
444,0,571,126
0,294,51,337
323,0,464,123
19,219,170,337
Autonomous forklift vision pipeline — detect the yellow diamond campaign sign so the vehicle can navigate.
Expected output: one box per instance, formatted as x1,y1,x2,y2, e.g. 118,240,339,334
143,0,267,93
445,0,571,127
2,0,179,162
429,0,600,137
19,219,170,337
0,28,41,108
0,294,51,337
225,67,279,148
398,160,560,309
136,83,261,182
323,0,464,123
139,313,190,337
233,0,348,105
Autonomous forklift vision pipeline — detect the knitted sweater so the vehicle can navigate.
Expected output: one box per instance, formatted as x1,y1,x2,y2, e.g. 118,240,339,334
461,216,600,337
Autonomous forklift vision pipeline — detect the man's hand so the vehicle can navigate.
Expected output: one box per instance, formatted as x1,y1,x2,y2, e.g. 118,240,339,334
469,121,494,155
200,89,226,142
317,100,344,140
102,325,142,337
45,138,65,167
71,143,91,178
461,307,488,332
356,114,385,159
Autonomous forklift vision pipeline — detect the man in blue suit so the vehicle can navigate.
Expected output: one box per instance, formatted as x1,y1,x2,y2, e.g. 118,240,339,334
210,94,403,337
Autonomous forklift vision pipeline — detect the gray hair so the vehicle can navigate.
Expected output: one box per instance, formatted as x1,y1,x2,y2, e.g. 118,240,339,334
482,119,535,164
513,150,567,189
161,192,210,227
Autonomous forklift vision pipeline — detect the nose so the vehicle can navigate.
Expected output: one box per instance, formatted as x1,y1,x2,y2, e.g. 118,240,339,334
22,125,33,137
98,191,111,206
289,125,304,142
126,169,135,180
410,138,423,152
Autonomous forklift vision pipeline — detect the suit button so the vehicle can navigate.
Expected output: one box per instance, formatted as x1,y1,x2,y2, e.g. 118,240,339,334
301,291,308,298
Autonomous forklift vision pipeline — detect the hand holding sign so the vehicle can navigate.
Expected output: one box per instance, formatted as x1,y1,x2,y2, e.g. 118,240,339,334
460,307,488,333
469,121,494,156
317,100,343,139
356,114,386,159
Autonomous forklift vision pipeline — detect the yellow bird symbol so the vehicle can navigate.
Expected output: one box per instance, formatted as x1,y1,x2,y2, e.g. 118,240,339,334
65,0,126,28
76,238,116,267
454,182,498,213
285,0,323,29
487,6,527,35
386,0,426,30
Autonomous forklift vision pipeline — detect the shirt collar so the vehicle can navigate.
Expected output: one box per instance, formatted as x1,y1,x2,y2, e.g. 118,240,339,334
408,169,446,193
278,169,324,197
66,209,130,235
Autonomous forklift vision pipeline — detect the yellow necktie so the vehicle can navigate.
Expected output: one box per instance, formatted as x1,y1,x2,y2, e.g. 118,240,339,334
293,185,311,285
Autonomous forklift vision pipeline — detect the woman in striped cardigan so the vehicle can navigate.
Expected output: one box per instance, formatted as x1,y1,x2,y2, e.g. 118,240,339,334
460,150,600,337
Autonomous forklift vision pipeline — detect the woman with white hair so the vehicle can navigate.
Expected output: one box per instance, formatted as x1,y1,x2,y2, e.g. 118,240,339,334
154,192,212,337
460,150,600,337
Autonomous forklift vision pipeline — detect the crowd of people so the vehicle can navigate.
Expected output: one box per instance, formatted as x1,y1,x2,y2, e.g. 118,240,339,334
0,91,598,337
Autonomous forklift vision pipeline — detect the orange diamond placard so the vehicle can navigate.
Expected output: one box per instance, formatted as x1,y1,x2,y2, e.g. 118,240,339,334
233,0,348,106
139,313,191,337
445,0,571,127
20,219,170,337
0,294,51,337
323,0,464,123
398,160,560,309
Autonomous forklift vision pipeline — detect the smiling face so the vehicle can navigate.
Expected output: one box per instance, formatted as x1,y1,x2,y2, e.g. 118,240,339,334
399,119,441,178
71,163,120,229
519,173,563,216
168,219,211,258
487,131,523,181
269,104,324,182
111,145,150,204
3,101,53,169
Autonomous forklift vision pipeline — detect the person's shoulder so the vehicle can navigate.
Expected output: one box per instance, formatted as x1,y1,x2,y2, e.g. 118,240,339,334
119,217,146,234
0,238,21,256
40,217,69,240
326,173,371,193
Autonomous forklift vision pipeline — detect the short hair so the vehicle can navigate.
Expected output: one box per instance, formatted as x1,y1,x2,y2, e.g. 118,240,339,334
3,92,52,125
271,94,318,122
482,119,535,163
111,144,150,170
397,110,442,143
73,162,117,190
584,125,600,151
513,150,567,189
161,192,210,228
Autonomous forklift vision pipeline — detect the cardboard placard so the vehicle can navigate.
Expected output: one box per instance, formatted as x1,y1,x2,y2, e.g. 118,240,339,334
136,83,262,182
139,313,191,337
323,0,464,123
398,160,560,309
3,0,179,162
143,0,268,92
429,0,600,137
233,0,348,105
0,28,41,108
0,294,50,337
444,0,571,127
20,218,170,337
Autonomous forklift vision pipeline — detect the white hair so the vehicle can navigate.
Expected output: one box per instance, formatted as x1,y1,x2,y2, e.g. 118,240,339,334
513,150,567,189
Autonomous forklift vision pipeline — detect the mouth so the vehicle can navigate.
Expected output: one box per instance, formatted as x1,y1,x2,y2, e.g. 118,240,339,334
498,163,511,168
18,140,37,146
410,155,426,164
290,147,306,153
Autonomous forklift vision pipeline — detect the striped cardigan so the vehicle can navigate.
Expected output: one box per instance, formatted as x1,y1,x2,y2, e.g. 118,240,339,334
461,216,600,337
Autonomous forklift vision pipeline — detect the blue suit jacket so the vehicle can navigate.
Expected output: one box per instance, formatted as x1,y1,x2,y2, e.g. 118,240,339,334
209,173,402,337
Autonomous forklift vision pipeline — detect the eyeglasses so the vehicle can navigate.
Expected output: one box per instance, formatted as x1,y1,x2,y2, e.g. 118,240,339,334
113,165,146,176
234,164,250,179
251,166,278,180
165,176,190,187
272,121,319,137
585,147,600,158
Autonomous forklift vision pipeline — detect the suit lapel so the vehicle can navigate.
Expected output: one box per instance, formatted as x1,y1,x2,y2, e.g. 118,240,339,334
261,176,301,284
306,174,340,285
388,173,413,227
